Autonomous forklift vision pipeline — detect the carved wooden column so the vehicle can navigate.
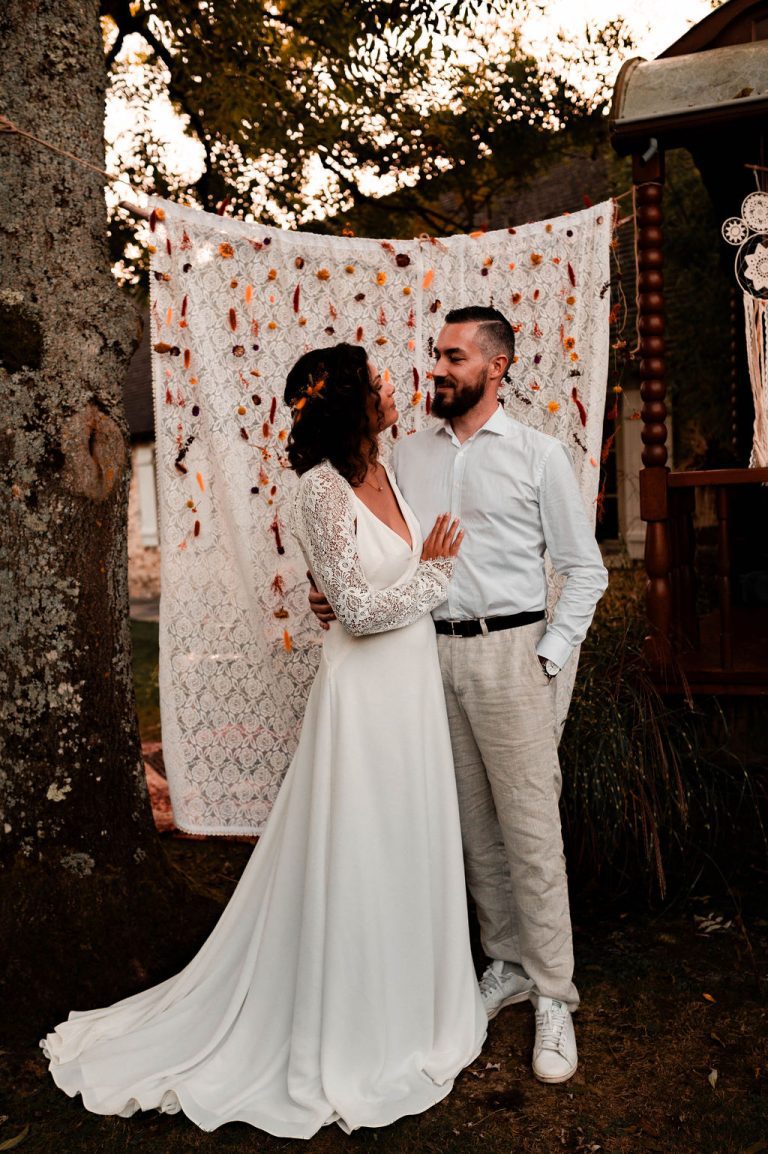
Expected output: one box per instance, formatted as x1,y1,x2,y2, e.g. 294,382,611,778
634,150,672,668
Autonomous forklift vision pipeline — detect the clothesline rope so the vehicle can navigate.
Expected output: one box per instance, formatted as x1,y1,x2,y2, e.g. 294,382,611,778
0,114,135,186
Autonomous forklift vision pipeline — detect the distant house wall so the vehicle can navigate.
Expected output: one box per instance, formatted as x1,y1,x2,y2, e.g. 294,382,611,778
128,442,160,602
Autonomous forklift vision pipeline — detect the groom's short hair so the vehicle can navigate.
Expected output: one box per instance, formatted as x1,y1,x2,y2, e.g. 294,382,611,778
444,306,515,379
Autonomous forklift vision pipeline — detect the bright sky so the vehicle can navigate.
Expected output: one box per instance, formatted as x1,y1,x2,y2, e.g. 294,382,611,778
105,0,716,227
525,0,713,59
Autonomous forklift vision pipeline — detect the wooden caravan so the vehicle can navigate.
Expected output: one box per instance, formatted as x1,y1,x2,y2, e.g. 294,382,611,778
610,0,768,694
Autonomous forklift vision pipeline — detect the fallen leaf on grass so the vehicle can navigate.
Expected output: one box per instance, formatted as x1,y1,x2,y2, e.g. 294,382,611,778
703,993,717,1003
0,1126,29,1151
694,913,733,934
741,1141,768,1154
708,1068,718,1089
710,1031,726,1047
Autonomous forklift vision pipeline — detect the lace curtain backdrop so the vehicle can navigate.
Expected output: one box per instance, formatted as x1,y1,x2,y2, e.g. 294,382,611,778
148,199,612,834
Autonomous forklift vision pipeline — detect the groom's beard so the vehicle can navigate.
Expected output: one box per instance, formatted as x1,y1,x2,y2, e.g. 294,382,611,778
431,367,488,419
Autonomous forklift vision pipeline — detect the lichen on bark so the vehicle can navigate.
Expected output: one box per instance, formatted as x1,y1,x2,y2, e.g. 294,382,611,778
0,0,218,1039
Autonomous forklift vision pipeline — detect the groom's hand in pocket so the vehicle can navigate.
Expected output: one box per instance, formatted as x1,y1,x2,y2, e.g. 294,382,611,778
307,572,336,631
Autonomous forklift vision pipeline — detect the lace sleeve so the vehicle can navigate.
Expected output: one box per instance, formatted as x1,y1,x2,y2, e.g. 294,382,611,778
293,462,452,637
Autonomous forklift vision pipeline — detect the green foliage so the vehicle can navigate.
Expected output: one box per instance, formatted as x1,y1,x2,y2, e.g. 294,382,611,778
102,0,632,282
130,618,160,741
662,149,734,465
560,568,766,899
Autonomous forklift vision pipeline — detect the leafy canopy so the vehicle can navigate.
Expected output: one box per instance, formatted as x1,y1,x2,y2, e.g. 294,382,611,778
102,0,630,280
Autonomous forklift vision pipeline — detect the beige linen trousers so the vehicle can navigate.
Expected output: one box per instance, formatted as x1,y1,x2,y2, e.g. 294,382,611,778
437,618,578,1011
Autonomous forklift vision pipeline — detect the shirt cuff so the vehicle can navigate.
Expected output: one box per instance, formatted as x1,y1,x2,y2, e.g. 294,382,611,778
535,630,572,670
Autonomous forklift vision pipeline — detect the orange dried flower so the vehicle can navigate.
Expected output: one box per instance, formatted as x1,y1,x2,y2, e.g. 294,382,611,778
530,253,543,266
564,336,576,350
376,271,387,285
317,268,330,280
548,401,560,413
218,242,234,259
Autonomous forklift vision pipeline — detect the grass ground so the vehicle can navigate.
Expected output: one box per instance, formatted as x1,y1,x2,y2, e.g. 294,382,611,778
130,619,161,744
2,849,766,1154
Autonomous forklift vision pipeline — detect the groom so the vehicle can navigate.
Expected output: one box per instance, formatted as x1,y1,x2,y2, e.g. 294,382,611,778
311,306,607,1083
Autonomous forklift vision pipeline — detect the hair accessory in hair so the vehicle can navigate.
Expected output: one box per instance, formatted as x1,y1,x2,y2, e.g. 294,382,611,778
290,372,327,417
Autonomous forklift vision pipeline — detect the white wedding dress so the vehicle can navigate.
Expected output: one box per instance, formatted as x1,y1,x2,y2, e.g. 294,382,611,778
42,460,487,1138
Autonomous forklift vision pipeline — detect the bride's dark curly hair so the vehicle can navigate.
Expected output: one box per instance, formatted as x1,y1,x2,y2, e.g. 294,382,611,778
283,343,383,485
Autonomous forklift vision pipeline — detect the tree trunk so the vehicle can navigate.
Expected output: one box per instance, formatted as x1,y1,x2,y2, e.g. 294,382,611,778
0,0,216,1041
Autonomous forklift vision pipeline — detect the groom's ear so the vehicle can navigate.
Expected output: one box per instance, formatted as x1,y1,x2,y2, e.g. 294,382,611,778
490,352,509,384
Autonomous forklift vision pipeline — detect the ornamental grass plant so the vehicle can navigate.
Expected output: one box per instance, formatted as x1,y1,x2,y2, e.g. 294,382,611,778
560,566,766,900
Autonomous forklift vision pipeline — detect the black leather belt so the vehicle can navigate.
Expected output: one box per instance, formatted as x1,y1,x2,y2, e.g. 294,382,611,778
434,610,545,637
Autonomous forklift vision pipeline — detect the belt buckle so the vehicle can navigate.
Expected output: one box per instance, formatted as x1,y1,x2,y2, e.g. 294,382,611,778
450,619,459,636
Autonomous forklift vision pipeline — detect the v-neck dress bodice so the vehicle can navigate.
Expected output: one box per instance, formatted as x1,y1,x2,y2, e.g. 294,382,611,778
348,466,417,583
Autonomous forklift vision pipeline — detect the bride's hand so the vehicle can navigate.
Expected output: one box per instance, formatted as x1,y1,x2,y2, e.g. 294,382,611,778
421,514,463,561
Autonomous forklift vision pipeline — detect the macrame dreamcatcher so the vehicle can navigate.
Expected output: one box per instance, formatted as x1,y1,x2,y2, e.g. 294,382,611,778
722,190,768,467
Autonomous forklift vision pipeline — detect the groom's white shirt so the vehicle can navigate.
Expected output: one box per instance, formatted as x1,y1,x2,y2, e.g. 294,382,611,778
393,404,608,670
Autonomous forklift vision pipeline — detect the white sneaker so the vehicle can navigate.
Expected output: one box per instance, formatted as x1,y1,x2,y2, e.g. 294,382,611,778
479,960,534,1020
532,997,578,1083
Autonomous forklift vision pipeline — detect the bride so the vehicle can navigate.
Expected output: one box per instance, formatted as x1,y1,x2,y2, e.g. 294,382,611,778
42,342,487,1138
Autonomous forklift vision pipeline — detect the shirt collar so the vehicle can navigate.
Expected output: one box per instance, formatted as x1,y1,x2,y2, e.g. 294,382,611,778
434,403,509,441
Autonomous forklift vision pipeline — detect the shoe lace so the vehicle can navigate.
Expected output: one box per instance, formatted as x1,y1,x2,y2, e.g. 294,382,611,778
479,964,504,997
535,1003,567,1052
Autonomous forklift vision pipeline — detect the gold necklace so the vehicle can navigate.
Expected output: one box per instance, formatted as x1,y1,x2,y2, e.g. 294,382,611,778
364,465,384,492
